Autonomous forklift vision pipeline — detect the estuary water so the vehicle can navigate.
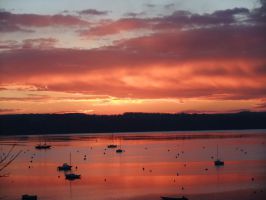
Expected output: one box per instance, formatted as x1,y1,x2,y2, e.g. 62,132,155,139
0,130,266,200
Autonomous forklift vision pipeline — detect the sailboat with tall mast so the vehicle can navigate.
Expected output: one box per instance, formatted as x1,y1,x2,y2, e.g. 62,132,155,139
116,136,124,153
214,144,224,166
35,137,51,149
107,134,118,148
64,152,81,180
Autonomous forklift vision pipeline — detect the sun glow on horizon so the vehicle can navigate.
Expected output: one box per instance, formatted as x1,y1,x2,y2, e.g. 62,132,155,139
0,0,266,114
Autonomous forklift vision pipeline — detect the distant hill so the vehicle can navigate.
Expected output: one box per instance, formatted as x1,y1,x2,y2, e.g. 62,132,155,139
0,111,266,135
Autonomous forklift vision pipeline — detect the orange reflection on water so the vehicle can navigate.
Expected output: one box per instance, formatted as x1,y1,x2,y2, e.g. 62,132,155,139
0,130,266,200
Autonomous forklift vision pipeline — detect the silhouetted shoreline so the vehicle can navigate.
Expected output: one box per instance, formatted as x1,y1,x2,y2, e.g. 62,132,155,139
1,111,266,135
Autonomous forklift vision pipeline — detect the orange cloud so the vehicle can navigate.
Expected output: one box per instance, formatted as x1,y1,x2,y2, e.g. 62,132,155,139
1,25,265,100
1,3,266,114
79,18,151,36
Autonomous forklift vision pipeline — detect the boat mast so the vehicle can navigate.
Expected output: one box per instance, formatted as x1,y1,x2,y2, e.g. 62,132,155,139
216,144,219,160
112,134,114,144
70,152,72,165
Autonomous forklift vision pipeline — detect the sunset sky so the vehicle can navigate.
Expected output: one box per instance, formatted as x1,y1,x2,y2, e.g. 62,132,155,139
0,0,266,114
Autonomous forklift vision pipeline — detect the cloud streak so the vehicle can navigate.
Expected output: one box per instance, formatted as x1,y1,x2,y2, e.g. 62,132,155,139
79,7,252,37
0,11,88,32
78,9,108,15
21,38,58,49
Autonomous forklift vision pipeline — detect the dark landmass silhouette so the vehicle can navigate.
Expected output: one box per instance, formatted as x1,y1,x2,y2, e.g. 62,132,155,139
0,111,266,135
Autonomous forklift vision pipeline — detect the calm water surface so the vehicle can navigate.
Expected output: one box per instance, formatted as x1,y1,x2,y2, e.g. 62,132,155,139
0,130,266,200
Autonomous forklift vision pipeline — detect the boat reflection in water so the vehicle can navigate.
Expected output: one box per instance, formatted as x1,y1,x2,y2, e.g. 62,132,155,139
65,173,81,180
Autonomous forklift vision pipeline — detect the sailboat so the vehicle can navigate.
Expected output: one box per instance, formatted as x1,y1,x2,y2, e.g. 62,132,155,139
22,194,38,200
108,144,117,148
35,143,51,149
116,137,124,153
116,148,123,153
214,144,224,166
58,153,72,171
62,153,81,180
161,196,189,200
107,134,118,148
35,138,51,149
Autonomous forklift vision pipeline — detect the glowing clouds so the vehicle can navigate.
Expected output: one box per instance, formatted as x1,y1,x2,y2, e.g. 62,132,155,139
1,1,266,114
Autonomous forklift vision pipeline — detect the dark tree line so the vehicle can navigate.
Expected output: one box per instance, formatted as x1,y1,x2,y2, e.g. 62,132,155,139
0,111,266,135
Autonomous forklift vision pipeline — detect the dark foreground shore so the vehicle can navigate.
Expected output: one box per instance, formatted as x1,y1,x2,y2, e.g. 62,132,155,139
125,189,266,200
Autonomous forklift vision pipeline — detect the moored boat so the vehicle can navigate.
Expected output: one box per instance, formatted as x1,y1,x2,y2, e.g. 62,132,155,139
214,144,224,166
107,144,117,148
214,159,224,166
116,149,123,153
35,143,51,149
107,134,118,148
58,163,72,171
22,194,37,200
161,196,189,200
